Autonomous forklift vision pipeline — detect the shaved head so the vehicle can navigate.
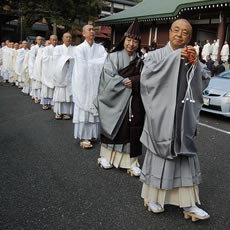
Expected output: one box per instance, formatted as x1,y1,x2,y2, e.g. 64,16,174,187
169,18,193,50
62,32,72,47
36,36,42,41
50,34,58,47
171,19,192,35
82,24,95,45
22,40,27,49
9,42,14,48
14,43,19,49
45,40,51,46
36,36,43,46
50,34,58,40
62,32,72,38
82,24,93,33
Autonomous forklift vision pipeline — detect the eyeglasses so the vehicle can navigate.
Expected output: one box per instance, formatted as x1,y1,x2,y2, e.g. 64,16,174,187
170,27,190,37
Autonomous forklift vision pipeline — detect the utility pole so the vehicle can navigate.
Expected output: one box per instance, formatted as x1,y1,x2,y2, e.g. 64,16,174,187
53,19,57,35
20,15,23,41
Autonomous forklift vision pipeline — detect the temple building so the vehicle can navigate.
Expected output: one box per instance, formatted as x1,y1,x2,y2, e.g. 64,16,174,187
97,0,230,56
101,0,137,17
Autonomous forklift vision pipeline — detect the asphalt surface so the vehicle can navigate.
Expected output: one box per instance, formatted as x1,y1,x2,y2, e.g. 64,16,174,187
0,80,230,230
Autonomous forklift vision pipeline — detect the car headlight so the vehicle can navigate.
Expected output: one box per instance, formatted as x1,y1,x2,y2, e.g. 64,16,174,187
223,91,230,97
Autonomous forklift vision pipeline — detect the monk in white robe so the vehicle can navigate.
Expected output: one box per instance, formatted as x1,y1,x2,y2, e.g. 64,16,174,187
8,42,16,84
1,40,10,82
193,42,199,56
72,24,107,148
210,39,219,62
12,43,20,85
21,51,31,95
33,40,50,106
201,40,211,61
0,47,2,77
40,35,58,110
0,42,5,77
220,41,229,62
15,41,29,90
5,42,14,83
21,44,34,94
53,33,75,120
28,36,44,103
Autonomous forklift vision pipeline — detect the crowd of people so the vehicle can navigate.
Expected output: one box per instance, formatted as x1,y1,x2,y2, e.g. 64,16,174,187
0,19,212,222
194,39,230,76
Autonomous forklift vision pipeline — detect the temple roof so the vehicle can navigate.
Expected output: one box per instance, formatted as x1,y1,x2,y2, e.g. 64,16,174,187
97,0,230,25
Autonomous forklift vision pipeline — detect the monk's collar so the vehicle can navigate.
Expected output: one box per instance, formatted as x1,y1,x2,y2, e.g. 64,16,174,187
85,40,95,47
122,48,136,60
63,44,70,48
168,42,174,51
168,41,186,51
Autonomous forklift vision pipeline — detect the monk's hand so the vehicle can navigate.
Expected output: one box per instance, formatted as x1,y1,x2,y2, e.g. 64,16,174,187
181,48,188,60
125,79,132,88
186,46,198,65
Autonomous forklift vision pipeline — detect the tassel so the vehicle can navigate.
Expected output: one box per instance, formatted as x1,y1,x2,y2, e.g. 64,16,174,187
181,64,197,104
129,96,134,122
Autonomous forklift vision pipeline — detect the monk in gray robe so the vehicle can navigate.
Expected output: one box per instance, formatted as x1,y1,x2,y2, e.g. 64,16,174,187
97,19,145,176
140,19,211,221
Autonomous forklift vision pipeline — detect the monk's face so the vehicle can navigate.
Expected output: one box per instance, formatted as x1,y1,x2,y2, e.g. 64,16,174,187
50,36,58,47
45,40,50,46
124,37,139,55
169,20,192,50
14,43,19,49
22,41,27,49
36,37,43,46
62,33,72,47
83,25,95,41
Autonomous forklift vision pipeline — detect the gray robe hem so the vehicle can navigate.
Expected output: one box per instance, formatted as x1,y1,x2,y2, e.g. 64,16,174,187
140,149,202,190
101,142,130,154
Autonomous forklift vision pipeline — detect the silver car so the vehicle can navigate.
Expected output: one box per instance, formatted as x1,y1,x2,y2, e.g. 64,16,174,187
202,70,230,117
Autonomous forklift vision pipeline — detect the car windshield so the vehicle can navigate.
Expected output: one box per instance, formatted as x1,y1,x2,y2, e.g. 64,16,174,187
218,70,230,79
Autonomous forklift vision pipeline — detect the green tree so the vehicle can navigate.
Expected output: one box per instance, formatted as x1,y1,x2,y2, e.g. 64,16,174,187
1,0,105,31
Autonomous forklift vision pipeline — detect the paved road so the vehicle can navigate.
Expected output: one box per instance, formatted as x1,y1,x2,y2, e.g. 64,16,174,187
0,81,230,230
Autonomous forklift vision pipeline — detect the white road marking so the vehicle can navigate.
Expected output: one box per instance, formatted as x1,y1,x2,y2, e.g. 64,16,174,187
198,122,230,135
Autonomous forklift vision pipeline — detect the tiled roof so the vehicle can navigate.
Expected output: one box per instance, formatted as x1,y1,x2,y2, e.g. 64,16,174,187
97,0,230,25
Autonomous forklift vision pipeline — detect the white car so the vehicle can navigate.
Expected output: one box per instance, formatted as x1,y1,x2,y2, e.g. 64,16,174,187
202,70,230,117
